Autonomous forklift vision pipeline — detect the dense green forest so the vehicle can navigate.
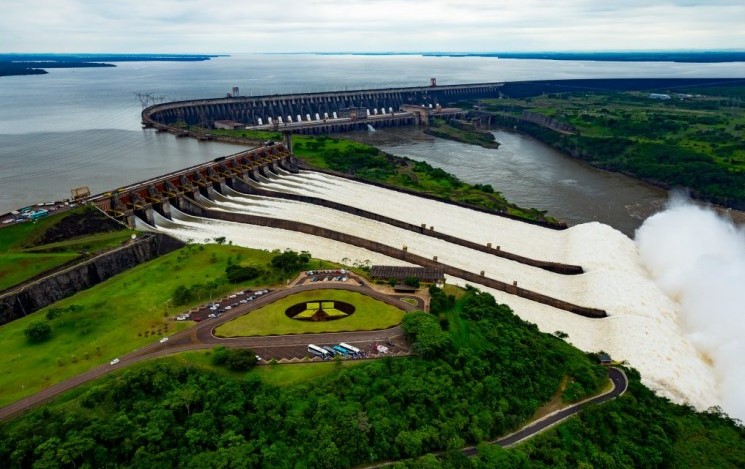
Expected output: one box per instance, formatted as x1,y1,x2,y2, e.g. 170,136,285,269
2,287,743,467
480,87,745,209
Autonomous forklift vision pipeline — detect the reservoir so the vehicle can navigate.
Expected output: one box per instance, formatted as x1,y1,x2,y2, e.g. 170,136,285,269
3,54,745,231
349,127,669,236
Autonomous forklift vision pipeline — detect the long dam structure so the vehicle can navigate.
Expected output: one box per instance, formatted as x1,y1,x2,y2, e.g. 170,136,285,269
141,81,503,136
88,138,605,319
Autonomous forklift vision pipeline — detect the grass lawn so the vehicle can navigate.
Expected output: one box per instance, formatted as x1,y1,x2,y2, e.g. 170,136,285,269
0,244,282,407
0,208,133,291
215,289,405,337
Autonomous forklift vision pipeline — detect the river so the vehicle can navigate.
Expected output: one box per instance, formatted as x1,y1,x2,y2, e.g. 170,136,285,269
3,53,745,231
348,127,669,236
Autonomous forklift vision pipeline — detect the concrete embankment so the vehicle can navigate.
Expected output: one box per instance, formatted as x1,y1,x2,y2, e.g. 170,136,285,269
0,233,184,326
184,201,606,319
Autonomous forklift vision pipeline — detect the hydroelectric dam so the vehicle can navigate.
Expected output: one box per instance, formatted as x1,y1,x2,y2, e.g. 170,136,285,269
83,81,615,320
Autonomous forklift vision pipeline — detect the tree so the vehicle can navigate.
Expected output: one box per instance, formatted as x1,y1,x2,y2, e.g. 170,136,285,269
225,265,262,283
404,276,420,288
172,285,193,306
212,346,229,366
226,349,258,371
24,321,52,343
270,249,311,274
401,312,452,359
214,236,227,245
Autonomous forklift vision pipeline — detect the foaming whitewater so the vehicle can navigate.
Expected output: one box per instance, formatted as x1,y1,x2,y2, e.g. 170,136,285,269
636,196,745,421
151,206,414,271
144,171,727,411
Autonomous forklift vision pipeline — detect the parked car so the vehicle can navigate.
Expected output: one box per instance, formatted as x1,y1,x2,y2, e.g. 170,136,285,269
110,358,120,365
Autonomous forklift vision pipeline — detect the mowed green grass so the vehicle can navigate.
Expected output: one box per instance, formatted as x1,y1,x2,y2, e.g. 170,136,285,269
0,244,277,407
215,289,405,337
0,210,133,291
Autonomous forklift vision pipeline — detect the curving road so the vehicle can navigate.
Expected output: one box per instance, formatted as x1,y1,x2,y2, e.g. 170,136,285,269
468,367,628,450
0,280,415,422
365,367,628,468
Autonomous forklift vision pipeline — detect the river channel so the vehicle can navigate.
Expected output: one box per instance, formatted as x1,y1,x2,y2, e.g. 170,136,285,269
349,127,670,237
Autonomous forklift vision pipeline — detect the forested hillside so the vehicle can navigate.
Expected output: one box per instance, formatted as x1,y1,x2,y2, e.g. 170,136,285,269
1,287,742,467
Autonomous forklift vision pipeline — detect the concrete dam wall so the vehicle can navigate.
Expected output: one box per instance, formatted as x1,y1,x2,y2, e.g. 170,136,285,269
143,82,504,127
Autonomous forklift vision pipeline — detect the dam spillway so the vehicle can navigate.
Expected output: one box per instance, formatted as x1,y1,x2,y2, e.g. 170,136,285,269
134,167,719,411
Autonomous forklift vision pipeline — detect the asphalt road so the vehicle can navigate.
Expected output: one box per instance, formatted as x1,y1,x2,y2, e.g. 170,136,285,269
364,367,628,468
0,280,416,422
465,367,628,452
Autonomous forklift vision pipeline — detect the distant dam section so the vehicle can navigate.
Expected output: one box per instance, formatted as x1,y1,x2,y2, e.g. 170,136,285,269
141,78,742,134
141,81,504,131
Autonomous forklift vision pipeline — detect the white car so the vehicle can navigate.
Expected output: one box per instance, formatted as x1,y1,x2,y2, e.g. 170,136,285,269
159,337,169,343
224,306,232,310
110,358,120,365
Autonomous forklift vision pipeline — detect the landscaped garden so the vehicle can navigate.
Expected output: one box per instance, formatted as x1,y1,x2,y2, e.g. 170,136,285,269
214,289,406,337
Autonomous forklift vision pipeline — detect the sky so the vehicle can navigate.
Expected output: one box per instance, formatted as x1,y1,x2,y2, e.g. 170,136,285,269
2,0,745,53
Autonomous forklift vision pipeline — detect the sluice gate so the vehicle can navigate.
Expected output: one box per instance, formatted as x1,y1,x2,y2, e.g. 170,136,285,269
90,143,296,228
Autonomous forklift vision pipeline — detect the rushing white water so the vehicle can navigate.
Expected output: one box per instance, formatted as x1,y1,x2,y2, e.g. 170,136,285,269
636,195,745,421
148,171,724,412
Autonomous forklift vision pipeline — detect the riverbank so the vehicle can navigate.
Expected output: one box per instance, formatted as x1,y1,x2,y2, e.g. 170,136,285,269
475,84,745,211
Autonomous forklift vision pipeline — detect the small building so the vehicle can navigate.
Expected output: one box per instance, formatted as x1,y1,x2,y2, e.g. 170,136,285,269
598,353,612,366
370,266,445,284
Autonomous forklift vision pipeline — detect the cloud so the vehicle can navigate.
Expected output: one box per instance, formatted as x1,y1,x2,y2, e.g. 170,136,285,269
1,0,744,52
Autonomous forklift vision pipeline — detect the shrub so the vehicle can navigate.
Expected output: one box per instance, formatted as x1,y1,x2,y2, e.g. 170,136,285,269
24,321,52,343
226,349,258,371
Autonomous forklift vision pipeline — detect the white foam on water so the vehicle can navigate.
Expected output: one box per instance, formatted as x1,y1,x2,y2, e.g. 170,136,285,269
156,206,414,270
636,196,745,421
147,172,726,415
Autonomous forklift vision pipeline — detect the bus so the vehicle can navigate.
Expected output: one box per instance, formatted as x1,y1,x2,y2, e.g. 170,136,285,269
332,345,350,357
308,344,331,359
339,342,362,358
322,345,338,357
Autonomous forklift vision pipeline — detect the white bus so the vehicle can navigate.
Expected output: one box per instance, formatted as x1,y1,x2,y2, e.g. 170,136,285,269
339,342,362,357
308,344,332,359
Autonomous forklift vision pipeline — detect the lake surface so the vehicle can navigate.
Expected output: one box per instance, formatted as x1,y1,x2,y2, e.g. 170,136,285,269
2,53,744,227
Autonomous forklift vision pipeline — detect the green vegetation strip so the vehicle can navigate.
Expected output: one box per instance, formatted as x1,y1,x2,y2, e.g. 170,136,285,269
0,207,131,292
215,289,405,337
0,244,281,407
481,86,745,208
